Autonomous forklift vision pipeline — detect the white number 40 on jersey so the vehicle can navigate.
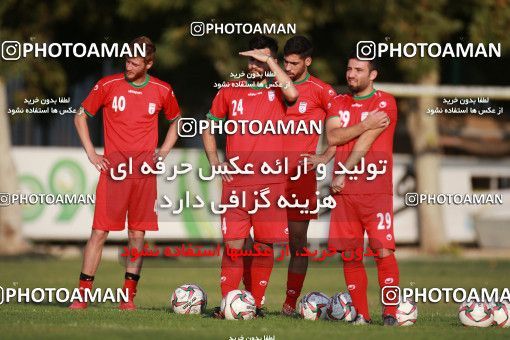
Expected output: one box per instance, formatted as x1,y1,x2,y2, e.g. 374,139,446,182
112,96,126,112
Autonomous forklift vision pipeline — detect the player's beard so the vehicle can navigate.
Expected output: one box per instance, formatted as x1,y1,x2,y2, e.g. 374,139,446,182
347,78,369,95
287,66,306,82
125,69,146,83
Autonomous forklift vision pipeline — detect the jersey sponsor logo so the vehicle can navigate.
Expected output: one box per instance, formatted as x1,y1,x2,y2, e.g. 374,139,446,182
248,92,262,96
379,101,387,108
268,90,275,102
351,103,362,107
298,101,308,113
128,89,142,95
148,103,156,115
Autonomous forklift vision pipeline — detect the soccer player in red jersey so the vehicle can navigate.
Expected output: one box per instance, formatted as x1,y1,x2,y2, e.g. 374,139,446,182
69,36,181,310
326,53,398,325
202,35,298,317
280,36,389,316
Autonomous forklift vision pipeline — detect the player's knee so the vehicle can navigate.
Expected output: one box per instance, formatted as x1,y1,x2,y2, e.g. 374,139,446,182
91,229,109,242
225,239,245,250
373,248,394,258
128,229,145,239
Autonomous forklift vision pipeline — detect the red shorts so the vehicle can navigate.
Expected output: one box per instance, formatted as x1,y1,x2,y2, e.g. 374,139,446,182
93,174,158,231
220,182,288,243
285,171,318,221
328,194,395,251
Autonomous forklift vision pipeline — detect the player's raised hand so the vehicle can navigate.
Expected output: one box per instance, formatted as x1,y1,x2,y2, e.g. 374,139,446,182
363,109,390,130
87,151,110,172
331,175,346,194
239,49,271,63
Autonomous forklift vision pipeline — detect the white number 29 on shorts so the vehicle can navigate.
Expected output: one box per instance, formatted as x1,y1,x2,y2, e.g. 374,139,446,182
376,212,392,230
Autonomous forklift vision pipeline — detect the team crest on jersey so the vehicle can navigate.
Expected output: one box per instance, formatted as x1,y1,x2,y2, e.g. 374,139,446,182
148,103,156,115
298,101,307,113
268,90,275,102
379,101,387,108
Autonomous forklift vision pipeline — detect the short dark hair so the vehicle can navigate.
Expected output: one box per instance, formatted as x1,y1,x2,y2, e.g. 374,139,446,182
284,35,314,58
248,35,278,57
129,36,156,63
348,50,378,72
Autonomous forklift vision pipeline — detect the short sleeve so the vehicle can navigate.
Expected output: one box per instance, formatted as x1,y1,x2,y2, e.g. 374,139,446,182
325,97,341,121
207,88,228,121
81,80,106,117
163,86,181,122
321,84,337,110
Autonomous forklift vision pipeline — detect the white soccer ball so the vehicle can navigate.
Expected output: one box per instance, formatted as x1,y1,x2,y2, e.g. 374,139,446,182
458,300,493,327
396,298,418,326
171,284,207,314
298,292,330,320
221,290,256,320
326,292,357,321
491,301,510,328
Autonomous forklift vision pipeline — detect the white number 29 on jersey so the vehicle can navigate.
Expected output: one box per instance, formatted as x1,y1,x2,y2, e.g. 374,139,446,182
377,212,392,230
112,96,126,112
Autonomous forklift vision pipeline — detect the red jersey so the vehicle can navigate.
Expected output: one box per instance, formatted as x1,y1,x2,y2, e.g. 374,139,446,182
82,73,180,178
284,73,336,170
326,90,397,194
208,80,287,187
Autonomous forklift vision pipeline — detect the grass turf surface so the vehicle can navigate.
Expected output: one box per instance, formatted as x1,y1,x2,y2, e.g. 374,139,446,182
0,257,509,339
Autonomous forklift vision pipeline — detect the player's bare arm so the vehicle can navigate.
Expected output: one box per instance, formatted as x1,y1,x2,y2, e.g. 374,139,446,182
202,124,233,182
239,49,299,103
300,145,336,171
326,109,389,146
74,106,110,172
154,118,180,162
331,126,386,193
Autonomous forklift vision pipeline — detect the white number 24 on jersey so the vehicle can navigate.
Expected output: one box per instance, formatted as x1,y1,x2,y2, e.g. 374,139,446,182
231,99,243,116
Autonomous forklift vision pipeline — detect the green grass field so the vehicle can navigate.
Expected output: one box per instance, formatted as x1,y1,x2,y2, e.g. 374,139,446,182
0,257,509,339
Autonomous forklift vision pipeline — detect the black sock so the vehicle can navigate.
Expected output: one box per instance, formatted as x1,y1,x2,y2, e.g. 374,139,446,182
125,272,140,281
80,272,94,281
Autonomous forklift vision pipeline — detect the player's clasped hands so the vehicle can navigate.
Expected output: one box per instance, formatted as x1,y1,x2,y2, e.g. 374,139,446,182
331,175,346,194
299,153,327,171
87,151,110,172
